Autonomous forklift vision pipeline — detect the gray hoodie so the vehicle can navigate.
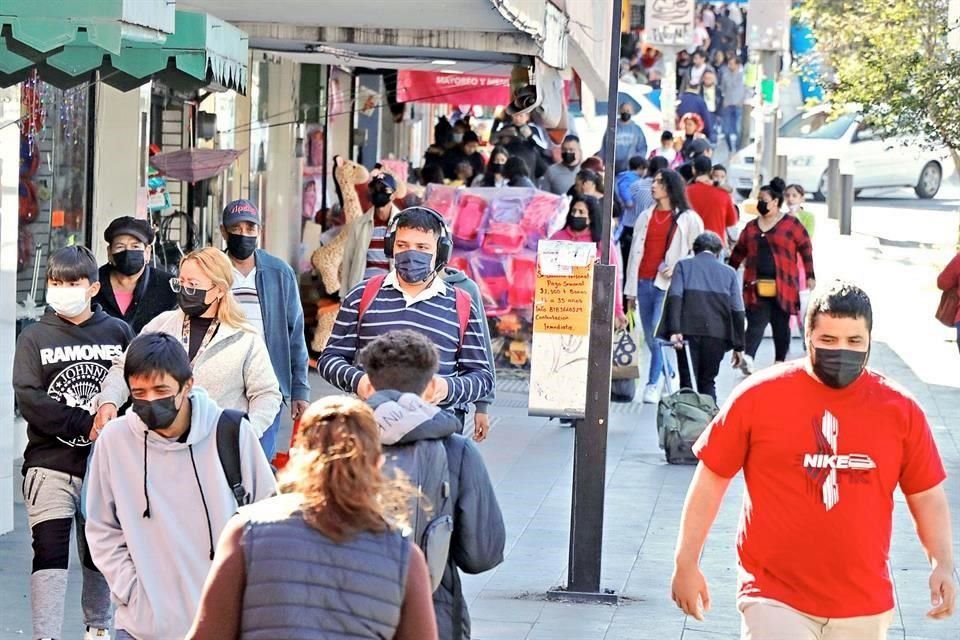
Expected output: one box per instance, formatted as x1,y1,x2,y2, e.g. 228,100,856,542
84,387,277,639
442,267,496,413
367,391,505,639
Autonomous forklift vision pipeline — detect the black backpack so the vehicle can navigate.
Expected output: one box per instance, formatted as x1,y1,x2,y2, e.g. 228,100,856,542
216,409,252,508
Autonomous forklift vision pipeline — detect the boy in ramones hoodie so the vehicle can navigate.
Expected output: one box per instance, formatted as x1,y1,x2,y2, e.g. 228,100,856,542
13,246,134,640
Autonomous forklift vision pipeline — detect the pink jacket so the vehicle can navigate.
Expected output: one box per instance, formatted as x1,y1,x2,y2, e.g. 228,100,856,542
549,228,624,317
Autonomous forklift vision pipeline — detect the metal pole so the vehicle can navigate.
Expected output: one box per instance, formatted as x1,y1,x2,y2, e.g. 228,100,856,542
827,158,841,220
840,173,854,235
775,154,787,183
759,51,779,188
548,0,619,604
661,46,677,134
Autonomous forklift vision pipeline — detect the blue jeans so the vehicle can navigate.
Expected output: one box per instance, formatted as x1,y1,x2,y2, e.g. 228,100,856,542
259,409,284,461
721,105,743,152
637,278,668,385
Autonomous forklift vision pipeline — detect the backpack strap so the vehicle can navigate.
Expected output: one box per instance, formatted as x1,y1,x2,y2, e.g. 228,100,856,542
216,409,249,507
453,287,472,344
357,273,388,327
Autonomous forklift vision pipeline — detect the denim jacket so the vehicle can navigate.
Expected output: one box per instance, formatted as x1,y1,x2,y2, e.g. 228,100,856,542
254,249,311,403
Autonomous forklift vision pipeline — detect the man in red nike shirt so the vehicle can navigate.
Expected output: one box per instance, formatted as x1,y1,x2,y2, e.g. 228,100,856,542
671,282,955,639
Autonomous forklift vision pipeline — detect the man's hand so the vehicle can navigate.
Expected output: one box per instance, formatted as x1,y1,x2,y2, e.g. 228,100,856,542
473,413,490,442
731,351,744,368
670,333,685,349
88,423,102,442
94,403,118,432
356,375,375,400
671,561,711,622
927,563,957,619
291,400,310,422
626,297,637,312
425,376,449,405
807,278,816,291
660,265,675,279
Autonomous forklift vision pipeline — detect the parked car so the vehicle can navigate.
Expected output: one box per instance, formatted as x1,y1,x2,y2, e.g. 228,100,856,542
569,84,664,161
728,106,948,200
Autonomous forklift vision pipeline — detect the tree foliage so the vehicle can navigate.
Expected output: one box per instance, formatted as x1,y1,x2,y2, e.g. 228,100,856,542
797,0,960,166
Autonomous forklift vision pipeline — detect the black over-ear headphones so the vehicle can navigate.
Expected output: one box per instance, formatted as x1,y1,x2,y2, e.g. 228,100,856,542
383,206,453,270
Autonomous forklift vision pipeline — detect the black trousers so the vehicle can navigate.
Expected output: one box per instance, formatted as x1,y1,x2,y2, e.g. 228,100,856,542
677,335,728,401
619,226,634,275
745,297,792,362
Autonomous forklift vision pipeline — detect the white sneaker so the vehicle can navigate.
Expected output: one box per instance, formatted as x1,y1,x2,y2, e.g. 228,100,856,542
739,354,755,376
642,384,661,404
85,628,110,640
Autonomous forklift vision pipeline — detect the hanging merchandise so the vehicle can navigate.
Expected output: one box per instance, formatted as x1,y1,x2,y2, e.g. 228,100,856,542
421,183,570,370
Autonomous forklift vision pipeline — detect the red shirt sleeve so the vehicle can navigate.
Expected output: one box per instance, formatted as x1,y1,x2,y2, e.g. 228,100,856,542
898,399,947,495
693,390,751,478
936,253,960,291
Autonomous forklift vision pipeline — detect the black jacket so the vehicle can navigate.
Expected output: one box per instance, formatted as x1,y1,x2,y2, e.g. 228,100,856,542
93,264,177,334
14,306,134,477
657,252,746,351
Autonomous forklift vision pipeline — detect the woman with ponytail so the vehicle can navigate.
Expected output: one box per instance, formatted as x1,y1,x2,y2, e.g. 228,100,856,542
188,397,438,640
93,247,282,441
729,177,816,374
624,169,704,403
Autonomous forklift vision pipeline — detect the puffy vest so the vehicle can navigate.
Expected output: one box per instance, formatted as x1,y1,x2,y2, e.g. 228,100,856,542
239,496,410,639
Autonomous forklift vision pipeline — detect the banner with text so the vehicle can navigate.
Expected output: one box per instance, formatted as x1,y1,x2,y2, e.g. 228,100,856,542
396,70,512,105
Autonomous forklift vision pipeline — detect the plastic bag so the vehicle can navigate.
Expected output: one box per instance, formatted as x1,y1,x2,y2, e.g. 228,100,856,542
453,194,488,249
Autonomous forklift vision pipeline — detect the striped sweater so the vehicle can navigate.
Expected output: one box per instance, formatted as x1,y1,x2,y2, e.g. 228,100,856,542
318,277,494,409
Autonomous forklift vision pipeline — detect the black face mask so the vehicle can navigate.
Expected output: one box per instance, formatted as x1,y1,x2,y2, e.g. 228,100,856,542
567,216,589,232
561,151,578,166
812,347,868,389
370,191,393,208
490,162,505,174
113,249,145,276
757,201,770,215
620,112,632,122
227,233,257,260
132,394,182,431
178,288,211,317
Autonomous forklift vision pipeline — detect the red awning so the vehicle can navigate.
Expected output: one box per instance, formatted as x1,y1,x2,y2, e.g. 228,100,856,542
396,70,511,106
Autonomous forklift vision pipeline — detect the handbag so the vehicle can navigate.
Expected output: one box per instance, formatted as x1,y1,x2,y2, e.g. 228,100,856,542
756,279,777,298
935,288,959,327
611,310,642,380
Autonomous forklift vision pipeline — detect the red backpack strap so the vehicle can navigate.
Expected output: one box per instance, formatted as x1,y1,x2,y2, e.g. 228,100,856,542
454,287,472,344
357,274,387,327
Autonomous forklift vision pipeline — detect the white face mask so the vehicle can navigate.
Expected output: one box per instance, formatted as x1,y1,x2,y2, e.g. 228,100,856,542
46,285,90,318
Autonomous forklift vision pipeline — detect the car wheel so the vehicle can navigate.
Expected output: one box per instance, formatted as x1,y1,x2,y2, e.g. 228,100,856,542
915,161,942,199
814,171,828,202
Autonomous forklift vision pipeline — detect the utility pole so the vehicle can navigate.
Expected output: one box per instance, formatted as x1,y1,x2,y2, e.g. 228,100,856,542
547,0,620,604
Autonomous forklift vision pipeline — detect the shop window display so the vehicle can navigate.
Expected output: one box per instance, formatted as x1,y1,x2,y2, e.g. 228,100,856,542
15,73,91,319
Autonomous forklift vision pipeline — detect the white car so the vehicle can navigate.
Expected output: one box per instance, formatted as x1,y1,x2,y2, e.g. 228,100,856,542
728,108,947,200
570,84,664,161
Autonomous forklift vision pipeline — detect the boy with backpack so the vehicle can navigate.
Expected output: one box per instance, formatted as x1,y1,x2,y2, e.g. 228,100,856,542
84,332,276,640
358,330,505,640
13,245,134,640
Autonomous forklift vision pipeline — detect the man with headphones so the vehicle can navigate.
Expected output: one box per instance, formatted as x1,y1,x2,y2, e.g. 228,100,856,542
318,207,495,425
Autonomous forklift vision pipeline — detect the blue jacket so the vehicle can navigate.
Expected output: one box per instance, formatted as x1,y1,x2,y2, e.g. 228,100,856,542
599,121,647,173
254,249,310,403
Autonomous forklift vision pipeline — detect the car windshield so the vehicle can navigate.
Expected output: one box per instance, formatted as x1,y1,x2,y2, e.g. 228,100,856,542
780,111,856,139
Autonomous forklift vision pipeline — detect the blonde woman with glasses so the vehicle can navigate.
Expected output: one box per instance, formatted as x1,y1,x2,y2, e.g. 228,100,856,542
93,247,281,440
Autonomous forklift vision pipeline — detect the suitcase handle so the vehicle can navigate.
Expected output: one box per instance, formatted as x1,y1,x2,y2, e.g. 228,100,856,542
656,338,699,395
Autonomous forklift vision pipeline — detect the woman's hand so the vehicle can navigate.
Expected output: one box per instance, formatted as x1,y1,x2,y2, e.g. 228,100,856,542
614,314,628,331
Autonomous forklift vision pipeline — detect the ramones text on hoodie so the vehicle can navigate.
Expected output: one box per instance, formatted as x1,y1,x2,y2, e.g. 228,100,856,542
13,305,134,477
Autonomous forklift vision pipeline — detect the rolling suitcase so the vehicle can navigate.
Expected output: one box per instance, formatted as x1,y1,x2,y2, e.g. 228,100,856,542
656,340,719,465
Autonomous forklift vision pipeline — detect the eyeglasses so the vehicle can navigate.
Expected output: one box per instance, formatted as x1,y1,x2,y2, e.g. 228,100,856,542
169,279,207,296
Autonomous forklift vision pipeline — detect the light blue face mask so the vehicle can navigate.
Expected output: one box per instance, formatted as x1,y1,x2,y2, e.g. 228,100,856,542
394,249,435,284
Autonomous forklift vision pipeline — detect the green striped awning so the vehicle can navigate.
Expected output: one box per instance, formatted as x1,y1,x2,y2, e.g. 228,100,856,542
0,5,247,94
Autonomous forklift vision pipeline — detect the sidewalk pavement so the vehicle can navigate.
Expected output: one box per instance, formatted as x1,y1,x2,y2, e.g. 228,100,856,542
2,213,960,639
